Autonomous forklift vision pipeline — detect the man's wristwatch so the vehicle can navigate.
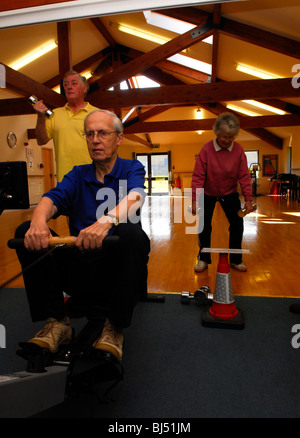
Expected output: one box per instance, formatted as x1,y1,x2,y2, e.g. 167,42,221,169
105,213,119,226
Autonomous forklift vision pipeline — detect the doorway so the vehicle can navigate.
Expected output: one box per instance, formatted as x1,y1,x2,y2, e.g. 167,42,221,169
136,152,170,195
42,148,55,192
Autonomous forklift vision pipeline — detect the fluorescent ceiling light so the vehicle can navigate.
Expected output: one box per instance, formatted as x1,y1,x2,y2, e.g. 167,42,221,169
122,107,136,123
226,104,261,117
82,71,93,80
116,22,212,75
242,100,286,115
10,40,57,70
143,10,212,44
117,23,169,45
236,64,280,80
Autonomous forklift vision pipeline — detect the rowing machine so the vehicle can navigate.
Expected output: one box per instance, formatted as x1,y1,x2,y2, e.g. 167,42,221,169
1,236,124,417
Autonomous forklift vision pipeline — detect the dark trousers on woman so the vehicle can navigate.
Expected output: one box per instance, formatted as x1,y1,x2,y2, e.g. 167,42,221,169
198,192,244,265
15,221,150,329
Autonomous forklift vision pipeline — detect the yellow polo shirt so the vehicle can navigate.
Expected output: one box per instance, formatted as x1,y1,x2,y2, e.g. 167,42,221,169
46,102,98,181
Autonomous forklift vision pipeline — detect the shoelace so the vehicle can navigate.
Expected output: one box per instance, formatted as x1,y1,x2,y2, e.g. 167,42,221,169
36,321,53,337
103,324,120,346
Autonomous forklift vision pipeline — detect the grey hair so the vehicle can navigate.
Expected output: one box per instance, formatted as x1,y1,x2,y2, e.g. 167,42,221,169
213,112,240,136
84,109,124,133
63,70,89,96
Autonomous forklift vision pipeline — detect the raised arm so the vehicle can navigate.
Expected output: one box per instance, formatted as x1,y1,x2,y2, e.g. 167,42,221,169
33,100,51,145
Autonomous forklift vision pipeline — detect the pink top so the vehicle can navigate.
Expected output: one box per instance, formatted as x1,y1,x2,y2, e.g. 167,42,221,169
192,139,252,201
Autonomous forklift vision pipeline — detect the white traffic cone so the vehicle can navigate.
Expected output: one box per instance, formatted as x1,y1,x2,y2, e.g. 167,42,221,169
202,251,244,329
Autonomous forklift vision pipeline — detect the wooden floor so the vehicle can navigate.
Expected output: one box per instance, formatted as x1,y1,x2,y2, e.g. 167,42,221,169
1,194,300,298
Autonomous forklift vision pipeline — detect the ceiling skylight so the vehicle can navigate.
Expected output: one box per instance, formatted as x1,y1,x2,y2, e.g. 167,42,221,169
143,10,213,44
169,54,212,75
110,76,161,91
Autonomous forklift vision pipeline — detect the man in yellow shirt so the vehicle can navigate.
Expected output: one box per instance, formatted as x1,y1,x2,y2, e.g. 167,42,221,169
33,70,99,181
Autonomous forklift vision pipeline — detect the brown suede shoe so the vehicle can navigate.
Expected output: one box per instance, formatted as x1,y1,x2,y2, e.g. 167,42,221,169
194,260,208,273
28,317,72,353
93,319,124,362
230,263,247,272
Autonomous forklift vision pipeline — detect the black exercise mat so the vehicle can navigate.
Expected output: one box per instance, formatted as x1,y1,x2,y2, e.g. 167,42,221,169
1,288,300,418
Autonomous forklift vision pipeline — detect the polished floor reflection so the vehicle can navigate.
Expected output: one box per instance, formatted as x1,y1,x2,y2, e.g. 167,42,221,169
1,195,300,298
143,195,300,298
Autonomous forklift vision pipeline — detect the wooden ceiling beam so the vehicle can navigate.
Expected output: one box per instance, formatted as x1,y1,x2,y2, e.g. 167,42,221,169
139,66,184,86
124,105,175,128
90,55,113,83
3,63,66,107
57,21,72,84
159,7,300,59
95,18,215,91
124,114,300,133
201,102,283,149
119,50,185,86
221,17,300,59
136,107,152,146
211,30,219,83
157,7,209,26
90,17,117,48
244,127,283,149
88,77,298,109
124,134,153,149
0,97,34,117
117,45,209,83
44,48,112,89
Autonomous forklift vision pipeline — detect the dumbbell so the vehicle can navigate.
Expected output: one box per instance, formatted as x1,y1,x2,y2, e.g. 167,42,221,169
181,286,213,305
238,203,257,217
28,95,53,118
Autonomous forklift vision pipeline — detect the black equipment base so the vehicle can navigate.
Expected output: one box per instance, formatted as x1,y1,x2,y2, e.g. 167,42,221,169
202,308,245,329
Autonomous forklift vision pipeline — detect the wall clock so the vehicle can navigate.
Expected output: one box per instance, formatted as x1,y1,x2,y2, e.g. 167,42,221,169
7,131,17,149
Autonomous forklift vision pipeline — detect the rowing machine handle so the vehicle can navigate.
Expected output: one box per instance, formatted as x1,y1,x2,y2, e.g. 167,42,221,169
7,235,120,249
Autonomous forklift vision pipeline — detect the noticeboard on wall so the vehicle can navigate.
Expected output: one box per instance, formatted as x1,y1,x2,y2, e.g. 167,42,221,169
262,154,278,177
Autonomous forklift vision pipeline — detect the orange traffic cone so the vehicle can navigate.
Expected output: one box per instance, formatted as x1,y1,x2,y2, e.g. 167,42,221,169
202,252,244,329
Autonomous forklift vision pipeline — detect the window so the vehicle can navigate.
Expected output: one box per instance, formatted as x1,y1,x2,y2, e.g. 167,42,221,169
245,150,259,169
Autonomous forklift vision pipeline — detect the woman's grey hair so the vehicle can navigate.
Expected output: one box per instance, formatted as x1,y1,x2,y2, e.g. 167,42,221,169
84,109,124,133
213,112,240,136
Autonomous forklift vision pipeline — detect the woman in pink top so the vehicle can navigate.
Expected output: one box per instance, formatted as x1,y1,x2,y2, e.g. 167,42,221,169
191,113,254,273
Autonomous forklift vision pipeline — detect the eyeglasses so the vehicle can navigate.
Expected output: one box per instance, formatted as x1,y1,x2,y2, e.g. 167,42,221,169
83,130,119,140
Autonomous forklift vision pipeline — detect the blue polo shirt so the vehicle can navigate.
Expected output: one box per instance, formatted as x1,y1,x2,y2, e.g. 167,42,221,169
43,156,146,236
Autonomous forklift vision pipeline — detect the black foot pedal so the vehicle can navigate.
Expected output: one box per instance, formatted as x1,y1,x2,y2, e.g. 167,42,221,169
145,294,165,303
65,348,124,398
17,342,54,373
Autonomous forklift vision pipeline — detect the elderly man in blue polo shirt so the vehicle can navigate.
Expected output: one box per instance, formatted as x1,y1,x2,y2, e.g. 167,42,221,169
14,110,150,362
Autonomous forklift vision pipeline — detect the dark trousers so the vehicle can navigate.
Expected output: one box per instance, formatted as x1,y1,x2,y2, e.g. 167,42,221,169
15,221,150,329
198,192,244,264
